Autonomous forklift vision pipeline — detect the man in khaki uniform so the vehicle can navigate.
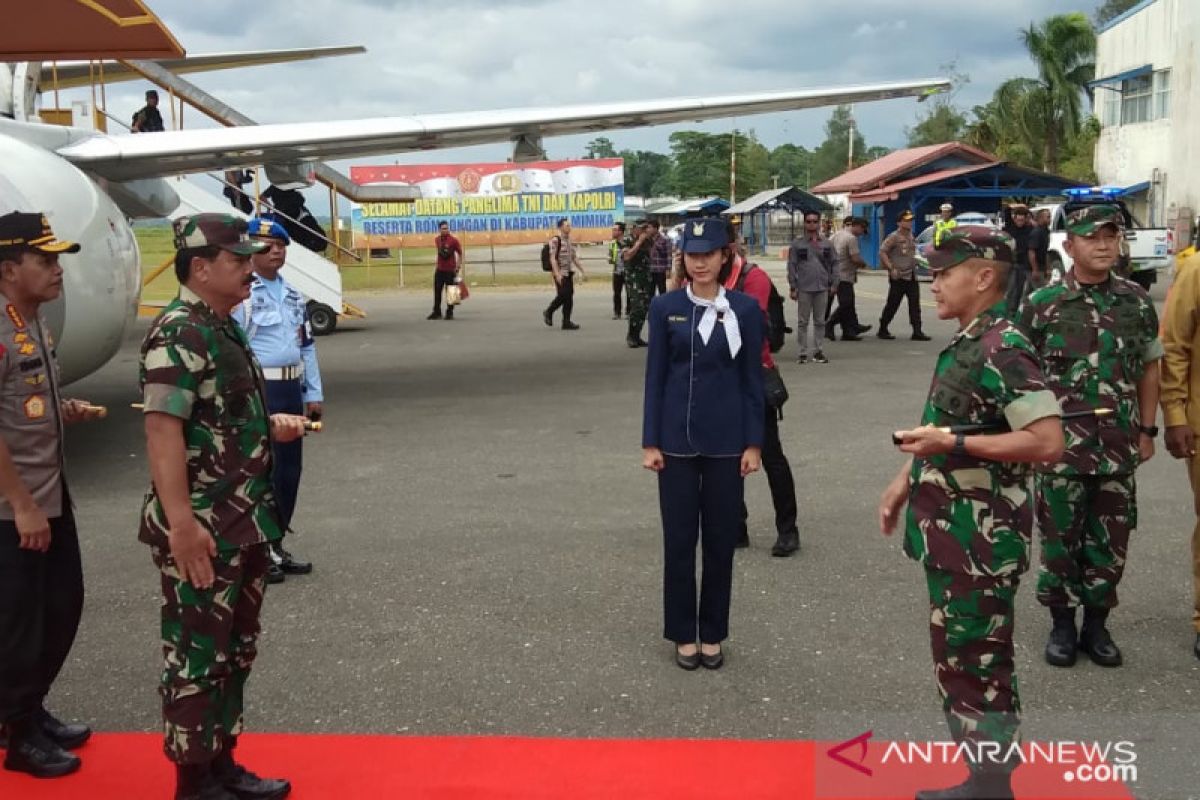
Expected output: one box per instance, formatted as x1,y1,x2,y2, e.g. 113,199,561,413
1161,247,1200,661
0,212,104,778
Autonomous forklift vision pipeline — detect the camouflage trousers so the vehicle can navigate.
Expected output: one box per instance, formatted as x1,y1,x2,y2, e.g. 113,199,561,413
926,569,1021,748
151,542,270,765
1035,473,1135,610
626,268,652,341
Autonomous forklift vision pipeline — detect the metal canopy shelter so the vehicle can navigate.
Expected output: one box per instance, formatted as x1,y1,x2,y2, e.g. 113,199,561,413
723,186,833,255
847,162,1086,267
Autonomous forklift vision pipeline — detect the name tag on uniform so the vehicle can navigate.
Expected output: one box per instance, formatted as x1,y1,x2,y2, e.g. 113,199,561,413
668,315,688,323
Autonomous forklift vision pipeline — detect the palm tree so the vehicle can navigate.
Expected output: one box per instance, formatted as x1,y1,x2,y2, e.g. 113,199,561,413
1019,12,1096,172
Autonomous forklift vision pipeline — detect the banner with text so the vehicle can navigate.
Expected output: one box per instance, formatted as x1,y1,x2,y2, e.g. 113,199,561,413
349,159,624,248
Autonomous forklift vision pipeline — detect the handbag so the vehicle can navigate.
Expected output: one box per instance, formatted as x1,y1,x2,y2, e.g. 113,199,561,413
762,365,789,413
444,283,462,306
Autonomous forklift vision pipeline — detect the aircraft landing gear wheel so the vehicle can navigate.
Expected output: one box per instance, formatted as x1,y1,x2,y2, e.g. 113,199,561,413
308,302,338,335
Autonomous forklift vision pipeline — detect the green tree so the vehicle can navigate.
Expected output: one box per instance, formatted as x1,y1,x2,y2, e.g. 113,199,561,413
732,130,772,199
667,131,729,197
811,105,867,185
584,136,617,159
620,149,672,197
768,143,814,188
1020,12,1096,172
1095,0,1141,25
1056,115,1101,183
906,103,967,147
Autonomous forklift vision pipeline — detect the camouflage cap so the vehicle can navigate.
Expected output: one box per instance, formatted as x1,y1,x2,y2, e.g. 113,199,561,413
1064,204,1123,236
922,225,1015,273
172,214,266,255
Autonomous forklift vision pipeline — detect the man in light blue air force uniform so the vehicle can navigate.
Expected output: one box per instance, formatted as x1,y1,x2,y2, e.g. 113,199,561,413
233,217,323,583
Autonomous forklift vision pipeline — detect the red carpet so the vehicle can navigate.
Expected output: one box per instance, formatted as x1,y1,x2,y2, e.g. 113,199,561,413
0,734,1134,799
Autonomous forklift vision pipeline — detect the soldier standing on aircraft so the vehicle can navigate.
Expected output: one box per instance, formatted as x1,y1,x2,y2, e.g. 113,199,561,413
622,221,654,348
233,217,323,584
880,227,1063,800
0,212,102,779
1020,205,1162,670
131,89,165,133
141,213,306,800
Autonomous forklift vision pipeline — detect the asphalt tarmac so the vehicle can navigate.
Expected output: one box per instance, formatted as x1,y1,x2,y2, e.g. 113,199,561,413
53,268,1199,798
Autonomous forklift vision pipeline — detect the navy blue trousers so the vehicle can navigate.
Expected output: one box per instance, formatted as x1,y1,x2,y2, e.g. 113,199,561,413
658,455,743,644
265,379,304,533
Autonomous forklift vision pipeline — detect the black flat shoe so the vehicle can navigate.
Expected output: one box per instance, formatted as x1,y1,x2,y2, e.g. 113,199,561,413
273,546,312,576
700,647,724,670
675,647,700,671
3,729,80,779
266,564,286,584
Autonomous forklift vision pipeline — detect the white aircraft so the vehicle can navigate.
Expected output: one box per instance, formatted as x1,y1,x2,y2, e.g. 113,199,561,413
0,9,948,384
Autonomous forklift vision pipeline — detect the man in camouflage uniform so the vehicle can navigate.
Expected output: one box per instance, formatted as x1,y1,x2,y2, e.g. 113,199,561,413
140,214,307,800
621,221,654,348
1020,205,1162,669
880,226,1063,800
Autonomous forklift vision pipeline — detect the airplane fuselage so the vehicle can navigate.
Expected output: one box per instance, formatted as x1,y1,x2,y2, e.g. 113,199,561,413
0,133,141,384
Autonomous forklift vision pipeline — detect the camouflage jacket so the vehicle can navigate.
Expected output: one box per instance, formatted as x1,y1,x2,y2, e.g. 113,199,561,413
138,286,281,552
904,301,1060,578
1020,271,1163,476
622,234,652,279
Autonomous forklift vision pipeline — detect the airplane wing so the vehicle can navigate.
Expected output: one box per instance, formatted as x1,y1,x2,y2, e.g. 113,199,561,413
42,46,367,90
53,79,949,182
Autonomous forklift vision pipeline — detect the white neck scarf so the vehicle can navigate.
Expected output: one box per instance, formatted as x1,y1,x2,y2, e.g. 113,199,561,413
686,284,741,358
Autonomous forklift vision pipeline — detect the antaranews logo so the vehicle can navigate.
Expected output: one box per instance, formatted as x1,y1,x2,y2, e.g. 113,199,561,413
825,732,1138,786
826,731,874,777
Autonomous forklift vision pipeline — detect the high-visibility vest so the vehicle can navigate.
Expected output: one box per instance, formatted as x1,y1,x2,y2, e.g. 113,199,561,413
933,218,957,246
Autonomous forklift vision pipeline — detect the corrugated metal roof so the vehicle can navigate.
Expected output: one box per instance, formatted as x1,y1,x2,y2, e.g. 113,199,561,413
849,162,1086,203
810,143,995,195
723,186,833,215
648,197,729,215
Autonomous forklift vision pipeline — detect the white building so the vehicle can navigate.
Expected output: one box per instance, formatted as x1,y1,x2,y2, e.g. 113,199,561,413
1093,0,1199,244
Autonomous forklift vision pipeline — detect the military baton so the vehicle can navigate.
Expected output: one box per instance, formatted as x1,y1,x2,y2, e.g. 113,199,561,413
78,403,107,418
130,403,322,432
891,408,1113,446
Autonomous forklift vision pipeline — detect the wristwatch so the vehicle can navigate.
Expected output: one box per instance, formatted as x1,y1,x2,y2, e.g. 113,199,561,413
1139,424,1159,438
951,432,968,455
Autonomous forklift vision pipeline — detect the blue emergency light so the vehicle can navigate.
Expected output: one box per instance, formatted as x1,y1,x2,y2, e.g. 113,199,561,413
1064,186,1124,200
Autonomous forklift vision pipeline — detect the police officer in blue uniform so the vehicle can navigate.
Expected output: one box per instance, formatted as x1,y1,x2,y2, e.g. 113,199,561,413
233,217,324,582
642,217,764,671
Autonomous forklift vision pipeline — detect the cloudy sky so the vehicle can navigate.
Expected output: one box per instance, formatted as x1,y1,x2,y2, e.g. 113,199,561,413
61,0,1106,204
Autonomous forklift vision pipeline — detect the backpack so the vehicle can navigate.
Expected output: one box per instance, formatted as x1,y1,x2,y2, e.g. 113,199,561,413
735,263,788,353
540,236,560,272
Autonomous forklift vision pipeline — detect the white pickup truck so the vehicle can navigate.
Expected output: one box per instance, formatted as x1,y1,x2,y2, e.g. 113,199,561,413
1032,191,1173,289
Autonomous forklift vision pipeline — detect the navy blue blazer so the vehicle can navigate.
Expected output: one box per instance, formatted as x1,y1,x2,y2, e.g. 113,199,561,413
642,288,765,457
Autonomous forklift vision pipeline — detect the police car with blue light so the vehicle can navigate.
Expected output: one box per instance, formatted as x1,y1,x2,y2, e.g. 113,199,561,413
1034,186,1173,290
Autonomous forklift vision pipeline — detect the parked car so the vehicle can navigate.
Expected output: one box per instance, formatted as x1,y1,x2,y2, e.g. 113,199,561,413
913,214,1002,281
1032,187,1173,290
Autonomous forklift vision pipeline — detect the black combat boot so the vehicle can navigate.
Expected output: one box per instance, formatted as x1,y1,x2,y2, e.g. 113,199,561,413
1080,607,1123,667
176,763,238,800
213,738,292,800
1045,606,1078,667
914,766,1014,800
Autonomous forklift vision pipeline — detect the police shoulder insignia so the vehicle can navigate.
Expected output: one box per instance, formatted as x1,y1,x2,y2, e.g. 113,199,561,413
23,394,46,420
6,305,25,330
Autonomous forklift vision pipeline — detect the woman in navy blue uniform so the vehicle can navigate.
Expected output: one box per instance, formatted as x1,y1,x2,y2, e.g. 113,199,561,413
642,217,765,670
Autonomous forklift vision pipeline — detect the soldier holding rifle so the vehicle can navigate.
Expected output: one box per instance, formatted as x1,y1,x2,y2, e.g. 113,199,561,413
879,227,1063,800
